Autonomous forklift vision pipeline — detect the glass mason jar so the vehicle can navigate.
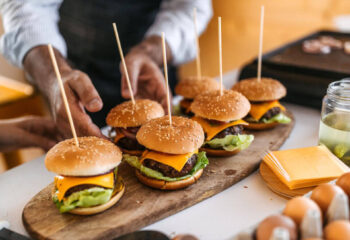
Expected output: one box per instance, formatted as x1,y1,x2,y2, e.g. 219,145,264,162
319,79,350,166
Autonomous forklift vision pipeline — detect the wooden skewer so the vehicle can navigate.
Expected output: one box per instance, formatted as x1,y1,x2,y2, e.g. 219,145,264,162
161,32,172,126
257,6,265,82
218,17,223,96
193,8,201,80
112,22,135,105
47,44,79,147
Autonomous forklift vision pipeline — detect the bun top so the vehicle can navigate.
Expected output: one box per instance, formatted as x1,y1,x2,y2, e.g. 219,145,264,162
232,78,287,101
45,137,122,176
136,116,204,154
191,89,250,121
106,99,164,128
175,76,220,99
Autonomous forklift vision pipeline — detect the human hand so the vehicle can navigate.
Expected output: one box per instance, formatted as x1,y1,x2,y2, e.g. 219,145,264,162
0,116,60,152
120,36,173,112
50,69,105,139
23,46,105,140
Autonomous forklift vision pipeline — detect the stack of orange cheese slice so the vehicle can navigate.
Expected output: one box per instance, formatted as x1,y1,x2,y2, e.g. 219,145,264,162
263,145,349,189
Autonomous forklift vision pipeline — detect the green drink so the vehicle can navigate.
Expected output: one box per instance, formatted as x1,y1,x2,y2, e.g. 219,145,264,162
319,112,350,165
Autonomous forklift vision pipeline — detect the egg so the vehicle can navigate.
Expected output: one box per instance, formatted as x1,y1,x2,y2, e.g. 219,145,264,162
283,196,321,226
336,172,350,198
256,214,297,240
324,220,350,240
311,183,345,215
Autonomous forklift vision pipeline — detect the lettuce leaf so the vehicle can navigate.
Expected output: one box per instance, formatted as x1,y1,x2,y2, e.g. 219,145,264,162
261,113,291,124
123,151,209,182
53,187,113,213
205,134,254,151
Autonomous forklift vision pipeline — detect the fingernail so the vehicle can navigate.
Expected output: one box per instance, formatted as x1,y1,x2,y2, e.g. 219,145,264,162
88,99,102,109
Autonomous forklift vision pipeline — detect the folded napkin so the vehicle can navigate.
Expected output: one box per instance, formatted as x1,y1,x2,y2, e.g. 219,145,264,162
263,145,349,190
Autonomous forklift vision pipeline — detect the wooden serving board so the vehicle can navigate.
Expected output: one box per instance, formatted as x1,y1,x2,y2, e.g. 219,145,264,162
22,116,294,240
259,161,315,199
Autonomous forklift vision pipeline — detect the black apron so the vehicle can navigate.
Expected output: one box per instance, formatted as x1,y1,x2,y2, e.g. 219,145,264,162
58,0,177,127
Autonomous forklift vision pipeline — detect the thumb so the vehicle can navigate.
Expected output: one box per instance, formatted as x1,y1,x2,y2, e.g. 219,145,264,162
120,60,139,99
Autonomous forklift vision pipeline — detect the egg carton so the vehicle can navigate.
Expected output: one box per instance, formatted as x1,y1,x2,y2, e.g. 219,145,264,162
233,191,349,240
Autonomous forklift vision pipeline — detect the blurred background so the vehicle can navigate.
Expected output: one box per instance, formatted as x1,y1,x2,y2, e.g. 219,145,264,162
1,0,350,172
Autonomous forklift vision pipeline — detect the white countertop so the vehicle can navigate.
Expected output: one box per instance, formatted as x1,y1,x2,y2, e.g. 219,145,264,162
0,70,322,240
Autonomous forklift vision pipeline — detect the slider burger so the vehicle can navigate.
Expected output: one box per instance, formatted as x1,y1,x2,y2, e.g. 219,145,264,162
175,76,220,116
124,116,208,190
191,89,254,157
45,137,124,215
106,99,164,156
232,78,291,130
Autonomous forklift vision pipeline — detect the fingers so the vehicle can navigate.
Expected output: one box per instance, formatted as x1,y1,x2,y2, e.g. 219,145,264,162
121,54,141,99
21,131,57,151
66,71,103,112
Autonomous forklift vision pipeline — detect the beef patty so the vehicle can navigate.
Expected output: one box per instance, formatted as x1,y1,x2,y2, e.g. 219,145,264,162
143,154,198,178
118,137,145,151
261,107,281,120
212,125,243,139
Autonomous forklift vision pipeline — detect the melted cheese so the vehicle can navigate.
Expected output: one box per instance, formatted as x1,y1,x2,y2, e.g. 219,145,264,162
54,172,114,201
140,149,198,172
192,116,248,140
249,100,286,121
263,145,349,190
114,129,125,143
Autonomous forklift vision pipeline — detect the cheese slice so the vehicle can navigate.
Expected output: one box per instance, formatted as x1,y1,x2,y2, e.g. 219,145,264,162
140,149,198,172
250,100,286,121
54,172,114,201
192,116,248,140
263,145,349,189
114,129,125,143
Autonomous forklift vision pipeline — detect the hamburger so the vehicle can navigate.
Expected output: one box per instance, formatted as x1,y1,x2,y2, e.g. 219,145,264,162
45,136,124,215
106,99,165,156
232,78,291,130
175,76,220,116
191,89,254,157
123,116,208,190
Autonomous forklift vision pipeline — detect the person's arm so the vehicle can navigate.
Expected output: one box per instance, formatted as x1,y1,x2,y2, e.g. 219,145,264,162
121,0,213,108
0,116,59,152
0,0,104,138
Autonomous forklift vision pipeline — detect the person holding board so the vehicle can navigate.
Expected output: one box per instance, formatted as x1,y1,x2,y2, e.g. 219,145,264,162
0,0,213,139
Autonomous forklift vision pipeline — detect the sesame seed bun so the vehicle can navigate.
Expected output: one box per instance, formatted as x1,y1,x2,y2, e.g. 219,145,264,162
232,78,287,101
135,169,203,190
69,181,125,215
245,122,279,130
175,76,220,99
191,90,250,122
45,137,122,176
136,116,204,154
200,147,241,157
106,99,165,128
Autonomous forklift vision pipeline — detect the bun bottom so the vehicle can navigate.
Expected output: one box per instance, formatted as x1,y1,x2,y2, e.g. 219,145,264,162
135,169,203,190
69,181,125,215
245,122,279,130
119,147,143,157
200,147,241,157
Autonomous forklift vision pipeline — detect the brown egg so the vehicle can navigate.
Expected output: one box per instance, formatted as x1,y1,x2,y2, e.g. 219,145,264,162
311,183,345,215
256,214,297,240
336,172,350,198
283,196,321,226
324,220,350,240
303,238,323,240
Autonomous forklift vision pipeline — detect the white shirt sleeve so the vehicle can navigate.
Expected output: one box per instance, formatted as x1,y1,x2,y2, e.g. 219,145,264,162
0,0,67,68
145,0,213,65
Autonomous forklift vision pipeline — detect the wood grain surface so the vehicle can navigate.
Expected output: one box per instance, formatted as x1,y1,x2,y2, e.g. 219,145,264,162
259,161,315,199
22,116,294,240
